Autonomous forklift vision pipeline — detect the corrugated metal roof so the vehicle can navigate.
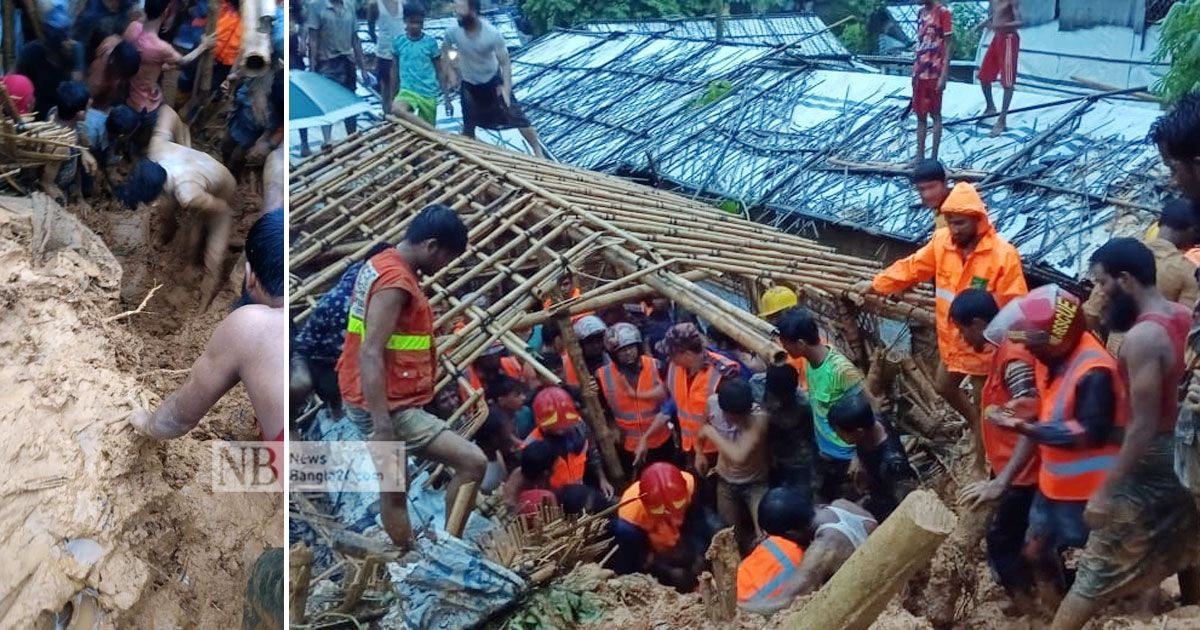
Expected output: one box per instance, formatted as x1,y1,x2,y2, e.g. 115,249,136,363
580,12,849,57
512,29,1169,280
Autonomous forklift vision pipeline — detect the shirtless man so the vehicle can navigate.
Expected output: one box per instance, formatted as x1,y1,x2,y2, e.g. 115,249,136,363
129,209,285,466
977,0,1022,136
118,134,236,309
739,485,879,615
1050,238,1200,629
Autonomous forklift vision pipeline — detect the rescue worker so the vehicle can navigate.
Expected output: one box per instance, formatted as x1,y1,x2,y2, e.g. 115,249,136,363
1049,239,1200,629
776,307,865,501
561,315,609,387
736,531,804,609
611,462,715,592
853,182,1027,470
521,386,614,498
986,285,1124,603
543,270,593,323
464,343,522,393
336,205,487,546
758,287,811,389
738,486,878,615
951,288,1040,611
595,322,673,469
639,323,740,467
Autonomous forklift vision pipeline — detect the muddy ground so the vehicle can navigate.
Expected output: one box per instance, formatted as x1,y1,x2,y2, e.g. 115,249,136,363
0,174,281,629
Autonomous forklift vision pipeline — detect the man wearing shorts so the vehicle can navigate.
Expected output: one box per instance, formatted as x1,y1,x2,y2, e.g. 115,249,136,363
307,0,365,148
977,0,1022,137
337,204,487,547
912,0,952,162
441,0,545,157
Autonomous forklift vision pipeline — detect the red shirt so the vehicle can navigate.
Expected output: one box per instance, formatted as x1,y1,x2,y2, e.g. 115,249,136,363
914,3,953,80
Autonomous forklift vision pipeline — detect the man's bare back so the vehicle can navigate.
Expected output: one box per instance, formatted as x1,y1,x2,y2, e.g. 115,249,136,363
152,105,192,147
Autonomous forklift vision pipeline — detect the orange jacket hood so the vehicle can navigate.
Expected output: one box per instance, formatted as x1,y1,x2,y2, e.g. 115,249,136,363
940,182,993,234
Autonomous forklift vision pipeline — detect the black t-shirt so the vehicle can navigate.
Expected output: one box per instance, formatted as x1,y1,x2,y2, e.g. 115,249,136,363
857,415,918,520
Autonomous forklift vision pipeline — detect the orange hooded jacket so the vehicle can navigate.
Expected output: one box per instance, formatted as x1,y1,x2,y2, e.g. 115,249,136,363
872,183,1027,376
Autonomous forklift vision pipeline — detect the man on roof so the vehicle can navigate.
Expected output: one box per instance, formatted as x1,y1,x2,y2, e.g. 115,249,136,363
853,182,1027,471
913,158,952,229
911,0,953,161
976,0,1022,137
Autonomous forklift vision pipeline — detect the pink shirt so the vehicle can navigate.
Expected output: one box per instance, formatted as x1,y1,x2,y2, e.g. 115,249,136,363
124,21,179,113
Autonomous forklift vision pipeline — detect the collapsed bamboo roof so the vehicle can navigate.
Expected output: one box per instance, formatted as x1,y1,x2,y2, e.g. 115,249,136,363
290,118,935,377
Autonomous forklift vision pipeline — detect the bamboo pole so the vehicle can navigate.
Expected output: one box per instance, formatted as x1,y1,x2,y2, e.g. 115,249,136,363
786,490,957,630
239,0,271,77
556,312,625,485
197,0,220,94
445,480,478,537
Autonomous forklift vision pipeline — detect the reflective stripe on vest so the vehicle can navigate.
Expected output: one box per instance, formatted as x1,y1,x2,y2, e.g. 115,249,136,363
737,536,804,604
1038,341,1123,501
346,315,432,350
935,287,957,303
599,357,668,451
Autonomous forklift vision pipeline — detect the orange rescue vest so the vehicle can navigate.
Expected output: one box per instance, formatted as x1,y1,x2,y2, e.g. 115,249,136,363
597,356,669,452
616,472,696,552
980,340,1040,487
667,352,737,454
737,536,805,604
1035,333,1127,502
522,427,589,489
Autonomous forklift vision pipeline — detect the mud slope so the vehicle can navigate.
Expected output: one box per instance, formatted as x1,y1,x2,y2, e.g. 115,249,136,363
0,192,281,629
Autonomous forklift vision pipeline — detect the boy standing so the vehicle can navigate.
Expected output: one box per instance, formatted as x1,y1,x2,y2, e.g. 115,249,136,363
912,0,953,161
392,2,445,126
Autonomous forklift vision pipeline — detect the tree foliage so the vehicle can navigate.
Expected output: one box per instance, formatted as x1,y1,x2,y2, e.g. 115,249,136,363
1154,0,1200,104
950,2,987,60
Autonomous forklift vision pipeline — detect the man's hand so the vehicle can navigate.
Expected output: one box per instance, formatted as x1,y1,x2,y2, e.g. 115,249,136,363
246,139,272,163
846,280,874,306
129,408,162,439
45,184,66,206
695,450,711,477
632,436,649,467
1186,374,1200,412
1003,397,1039,420
987,405,1028,432
200,34,217,51
958,478,1004,508
599,476,615,500
80,152,98,176
1084,489,1113,529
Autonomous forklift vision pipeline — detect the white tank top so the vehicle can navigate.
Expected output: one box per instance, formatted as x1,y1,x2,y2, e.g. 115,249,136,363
814,505,876,550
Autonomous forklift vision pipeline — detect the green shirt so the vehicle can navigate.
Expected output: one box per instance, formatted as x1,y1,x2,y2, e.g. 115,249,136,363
806,348,864,461
393,32,441,98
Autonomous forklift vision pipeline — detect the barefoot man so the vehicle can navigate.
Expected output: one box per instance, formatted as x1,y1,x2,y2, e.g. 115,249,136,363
336,204,487,546
977,0,1022,136
1049,238,1200,629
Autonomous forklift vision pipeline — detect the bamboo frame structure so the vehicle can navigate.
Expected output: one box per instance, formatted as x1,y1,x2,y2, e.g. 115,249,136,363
289,120,942,466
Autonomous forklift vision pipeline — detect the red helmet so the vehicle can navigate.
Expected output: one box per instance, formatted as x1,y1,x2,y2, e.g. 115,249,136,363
987,284,1084,356
532,386,581,433
640,463,691,518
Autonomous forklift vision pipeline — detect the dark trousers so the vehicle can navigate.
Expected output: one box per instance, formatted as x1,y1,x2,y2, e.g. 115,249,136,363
987,484,1037,591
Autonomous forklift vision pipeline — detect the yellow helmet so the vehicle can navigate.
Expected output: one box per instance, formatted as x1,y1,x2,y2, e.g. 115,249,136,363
758,286,798,318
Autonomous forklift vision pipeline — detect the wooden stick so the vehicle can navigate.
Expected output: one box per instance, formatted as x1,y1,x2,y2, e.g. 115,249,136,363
445,480,478,537
785,490,957,630
288,542,314,624
556,313,625,485
103,284,162,322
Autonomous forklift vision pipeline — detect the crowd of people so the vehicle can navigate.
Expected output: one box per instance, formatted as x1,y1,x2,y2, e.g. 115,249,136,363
292,0,545,156
291,85,1200,626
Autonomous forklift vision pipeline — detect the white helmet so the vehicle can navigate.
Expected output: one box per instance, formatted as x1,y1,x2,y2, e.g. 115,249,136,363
573,315,608,340
604,322,642,353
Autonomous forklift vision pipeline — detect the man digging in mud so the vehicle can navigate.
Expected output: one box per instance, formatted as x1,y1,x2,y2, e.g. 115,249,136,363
128,208,285,628
336,204,488,547
117,127,236,310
